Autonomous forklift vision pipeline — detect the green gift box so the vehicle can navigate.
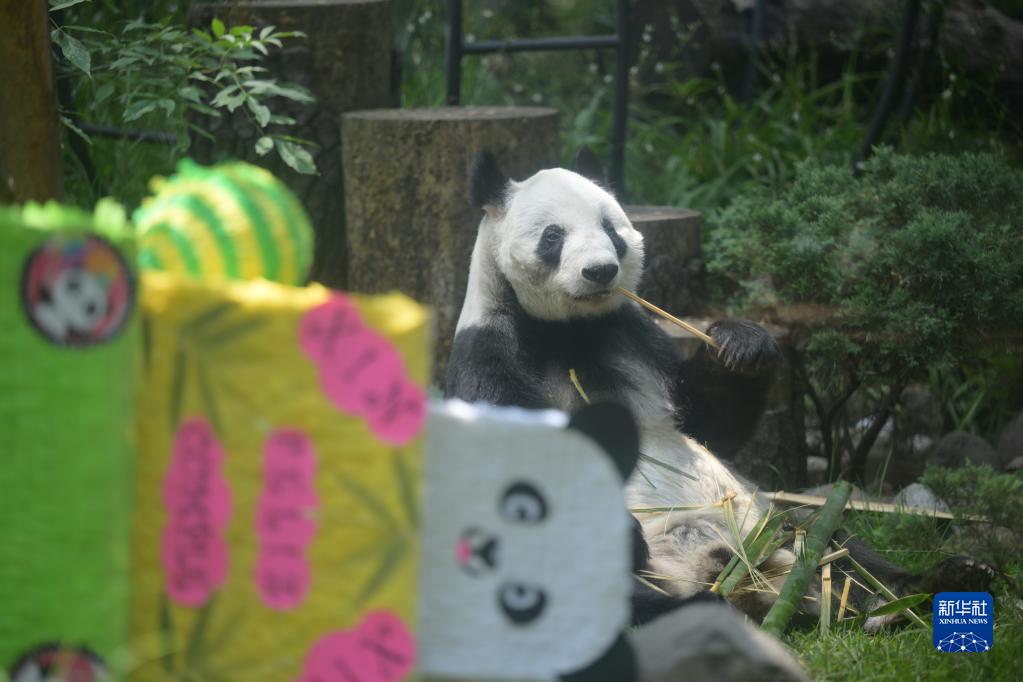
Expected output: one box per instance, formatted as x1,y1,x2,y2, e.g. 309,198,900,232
0,200,138,680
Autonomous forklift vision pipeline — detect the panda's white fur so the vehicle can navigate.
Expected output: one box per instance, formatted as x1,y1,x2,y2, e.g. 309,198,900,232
449,156,794,610
459,168,644,328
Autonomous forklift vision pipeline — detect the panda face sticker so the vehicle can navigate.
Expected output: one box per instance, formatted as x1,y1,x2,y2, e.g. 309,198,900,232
21,235,134,347
419,401,633,680
494,169,644,321
9,644,109,682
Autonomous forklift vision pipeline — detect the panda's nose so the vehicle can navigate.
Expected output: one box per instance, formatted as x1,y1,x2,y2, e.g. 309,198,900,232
582,263,619,285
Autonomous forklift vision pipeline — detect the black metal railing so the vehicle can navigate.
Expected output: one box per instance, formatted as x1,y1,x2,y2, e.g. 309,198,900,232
444,0,632,194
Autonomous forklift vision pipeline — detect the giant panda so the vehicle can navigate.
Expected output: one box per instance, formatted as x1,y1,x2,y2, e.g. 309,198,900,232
444,150,994,628
444,149,788,619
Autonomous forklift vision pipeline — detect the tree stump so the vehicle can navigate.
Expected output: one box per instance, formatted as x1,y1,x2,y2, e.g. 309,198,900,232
0,0,62,202
342,107,560,382
625,205,704,316
187,0,393,288
656,317,806,490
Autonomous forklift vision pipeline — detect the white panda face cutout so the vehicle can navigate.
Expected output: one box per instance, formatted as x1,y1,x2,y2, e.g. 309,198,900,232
419,400,638,681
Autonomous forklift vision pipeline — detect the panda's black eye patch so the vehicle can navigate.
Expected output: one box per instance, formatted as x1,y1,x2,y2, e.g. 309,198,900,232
536,225,565,266
498,582,548,625
499,481,547,523
602,216,627,258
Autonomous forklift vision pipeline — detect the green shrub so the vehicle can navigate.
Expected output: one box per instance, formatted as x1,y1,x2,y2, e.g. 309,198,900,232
708,150,1023,480
922,464,1023,572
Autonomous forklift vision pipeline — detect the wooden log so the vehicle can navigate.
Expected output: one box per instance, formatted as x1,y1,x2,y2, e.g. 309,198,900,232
342,107,560,382
624,205,703,316
187,0,393,288
0,0,63,202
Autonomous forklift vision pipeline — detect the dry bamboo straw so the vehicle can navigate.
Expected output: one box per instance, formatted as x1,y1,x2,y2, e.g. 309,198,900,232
820,563,833,634
615,287,719,349
837,576,852,621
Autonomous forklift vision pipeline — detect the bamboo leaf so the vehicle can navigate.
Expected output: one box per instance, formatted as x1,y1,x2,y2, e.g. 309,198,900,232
338,474,399,531
393,450,418,529
185,593,218,665
198,318,266,347
195,361,222,434
356,540,406,605
865,593,931,619
170,349,187,429
158,592,176,673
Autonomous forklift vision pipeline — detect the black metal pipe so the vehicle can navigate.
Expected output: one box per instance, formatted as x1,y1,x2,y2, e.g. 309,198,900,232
854,0,922,171
609,0,630,196
462,34,620,54
742,0,767,103
897,0,946,126
444,0,463,105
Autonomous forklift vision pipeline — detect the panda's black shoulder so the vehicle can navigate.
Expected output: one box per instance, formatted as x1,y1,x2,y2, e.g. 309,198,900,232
445,320,546,408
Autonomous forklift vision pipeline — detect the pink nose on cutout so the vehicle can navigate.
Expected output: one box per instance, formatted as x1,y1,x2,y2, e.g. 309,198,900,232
456,538,472,566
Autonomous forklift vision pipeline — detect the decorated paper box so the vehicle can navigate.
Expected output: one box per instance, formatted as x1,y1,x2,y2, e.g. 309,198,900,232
130,272,428,681
0,201,138,681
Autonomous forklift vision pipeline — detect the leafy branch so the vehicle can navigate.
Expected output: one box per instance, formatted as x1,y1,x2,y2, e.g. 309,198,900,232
49,0,318,174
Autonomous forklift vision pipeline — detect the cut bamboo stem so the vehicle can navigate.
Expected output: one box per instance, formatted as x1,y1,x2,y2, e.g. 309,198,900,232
761,481,853,637
820,563,832,634
615,287,719,348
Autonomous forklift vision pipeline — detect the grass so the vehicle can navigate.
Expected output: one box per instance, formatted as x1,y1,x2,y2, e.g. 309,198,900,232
789,615,1023,681
783,495,1023,680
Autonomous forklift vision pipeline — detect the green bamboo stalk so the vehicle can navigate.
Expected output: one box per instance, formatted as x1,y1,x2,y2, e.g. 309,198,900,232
761,481,853,637
718,515,787,598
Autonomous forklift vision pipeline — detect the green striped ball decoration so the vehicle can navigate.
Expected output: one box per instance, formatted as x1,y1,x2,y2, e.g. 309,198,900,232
134,160,314,285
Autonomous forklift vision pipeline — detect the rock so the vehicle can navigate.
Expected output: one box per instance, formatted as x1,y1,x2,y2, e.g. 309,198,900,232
929,432,1001,469
893,483,950,513
632,601,808,682
897,384,942,440
1005,456,1023,473
997,412,1023,467
806,456,828,487
865,430,929,491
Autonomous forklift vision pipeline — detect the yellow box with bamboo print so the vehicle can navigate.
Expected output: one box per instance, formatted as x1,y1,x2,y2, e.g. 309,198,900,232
131,272,427,681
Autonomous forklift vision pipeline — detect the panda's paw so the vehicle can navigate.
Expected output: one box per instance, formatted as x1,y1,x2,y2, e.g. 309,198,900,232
707,319,781,376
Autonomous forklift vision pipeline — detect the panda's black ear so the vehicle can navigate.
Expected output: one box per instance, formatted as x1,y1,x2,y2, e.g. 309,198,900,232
568,402,639,481
469,149,509,210
574,146,606,184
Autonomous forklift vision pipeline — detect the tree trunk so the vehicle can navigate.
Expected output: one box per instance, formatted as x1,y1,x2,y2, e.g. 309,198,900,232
342,106,560,383
0,0,63,202
625,205,704,316
187,0,394,288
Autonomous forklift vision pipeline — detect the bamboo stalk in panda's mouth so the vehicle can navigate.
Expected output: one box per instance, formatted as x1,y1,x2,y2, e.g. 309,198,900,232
614,287,719,349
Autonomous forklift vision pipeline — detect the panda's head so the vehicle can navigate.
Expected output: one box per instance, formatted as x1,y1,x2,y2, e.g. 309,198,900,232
469,150,644,321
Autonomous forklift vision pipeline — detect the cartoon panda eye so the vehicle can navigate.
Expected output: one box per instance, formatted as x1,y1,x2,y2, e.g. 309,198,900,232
498,582,548,625
541,225,564,244
500,481,547,523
